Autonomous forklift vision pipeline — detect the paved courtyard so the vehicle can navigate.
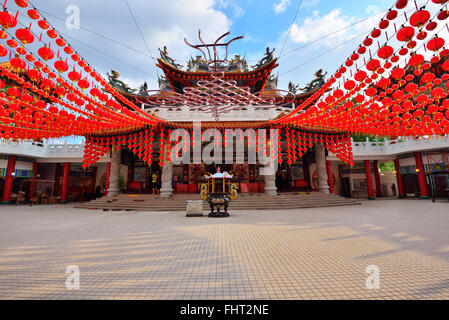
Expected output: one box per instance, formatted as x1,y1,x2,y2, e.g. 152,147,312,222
1,199,449,299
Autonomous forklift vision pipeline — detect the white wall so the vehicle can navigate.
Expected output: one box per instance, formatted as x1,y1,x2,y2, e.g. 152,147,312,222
0,159,33,171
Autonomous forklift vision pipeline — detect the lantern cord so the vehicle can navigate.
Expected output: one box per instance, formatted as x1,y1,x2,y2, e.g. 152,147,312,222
279,29,370,78
30,6,157,62
15,10,185,93
278,0,304,59
278,0,429,79
124,0,154,59
278,6,391,60
57,29,156,79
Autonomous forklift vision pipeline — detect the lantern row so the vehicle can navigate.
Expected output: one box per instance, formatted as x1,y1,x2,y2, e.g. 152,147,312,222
82,127,353,168
274,0,449,140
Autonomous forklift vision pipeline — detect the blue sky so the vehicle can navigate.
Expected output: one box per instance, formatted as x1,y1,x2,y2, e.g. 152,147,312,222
6,0,399,91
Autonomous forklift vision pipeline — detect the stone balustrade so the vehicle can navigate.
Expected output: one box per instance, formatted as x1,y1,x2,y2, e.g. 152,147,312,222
2,134,448,161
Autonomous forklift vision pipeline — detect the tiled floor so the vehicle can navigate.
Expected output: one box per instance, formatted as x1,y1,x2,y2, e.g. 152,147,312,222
1,199,449,299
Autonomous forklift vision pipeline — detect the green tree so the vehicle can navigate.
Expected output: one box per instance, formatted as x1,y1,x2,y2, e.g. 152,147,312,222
378,161,395,173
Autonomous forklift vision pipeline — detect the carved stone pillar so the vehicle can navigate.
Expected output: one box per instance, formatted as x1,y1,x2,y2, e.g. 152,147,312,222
160,158,173,198
315,143,330,194
108,148,121,196
263,159,277,196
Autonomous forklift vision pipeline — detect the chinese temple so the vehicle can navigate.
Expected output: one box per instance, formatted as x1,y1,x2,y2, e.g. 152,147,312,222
98,31,348,197
1,0,449,207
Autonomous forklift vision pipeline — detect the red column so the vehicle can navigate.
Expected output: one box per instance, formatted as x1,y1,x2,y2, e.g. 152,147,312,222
2,155,16,203
373,160,382,197
104,162,111,196
394,159,405,198
414,152,429,198
60,162,70,203
364,160,375,200
326,160,334,194
28,162,38,200
53,163,61,196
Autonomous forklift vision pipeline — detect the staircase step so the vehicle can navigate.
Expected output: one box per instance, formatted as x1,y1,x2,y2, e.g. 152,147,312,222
75,192,360,211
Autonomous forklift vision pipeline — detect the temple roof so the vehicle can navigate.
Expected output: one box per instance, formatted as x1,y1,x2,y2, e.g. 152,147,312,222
157,57,279,94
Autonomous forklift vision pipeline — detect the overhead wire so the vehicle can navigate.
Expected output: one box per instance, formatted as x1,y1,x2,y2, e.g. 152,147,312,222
278,0,304,58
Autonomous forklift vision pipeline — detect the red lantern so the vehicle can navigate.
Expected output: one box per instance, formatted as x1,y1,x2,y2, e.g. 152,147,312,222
442,60,449,71
38,19,50,30
15,0,28,7
41,78,55,90
379,19,389,29
426,21,438,31
387,10,398,20
10,57,25,70
47,29,58,39
0,44,7,57
54,86,66,97
55,38,66,47
365,87,377,97
396,26,415,42
54,60,69,73
410,10,430,27
438,10,449,21
0,10,18,29
366,59,380,71
15,28,34,44
343,80,356,91
7,87,21,98
371,29,381,38
377,45,393,59
377,78,391,89
354,70,367,82
426,37,445,52
408,54,424,68
64,46,74,55
71,54,81,62
37,46,55,61
27,69,42,82
396,0,408,9
27,9,40,19
421,72,436,84
391,68,405,80
68,70,81,82
78,79,90,91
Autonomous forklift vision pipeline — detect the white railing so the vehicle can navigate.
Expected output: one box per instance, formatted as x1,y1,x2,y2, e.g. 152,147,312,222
2,135,449,161
147,105,279,121
0,137,85,159
350,135,449,157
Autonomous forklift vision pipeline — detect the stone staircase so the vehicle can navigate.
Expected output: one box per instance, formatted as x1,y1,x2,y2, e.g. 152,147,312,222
75,192,360,212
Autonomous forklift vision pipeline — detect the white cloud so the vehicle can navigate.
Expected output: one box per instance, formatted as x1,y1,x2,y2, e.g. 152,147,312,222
31,0,233,91
289,9,357,46
218,0,245,18
274,0,291,15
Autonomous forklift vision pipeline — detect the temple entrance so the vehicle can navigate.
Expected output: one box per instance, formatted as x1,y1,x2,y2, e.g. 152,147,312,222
276,151,312,193
275,162,308,192
403,174,419,196
123,149,161,193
